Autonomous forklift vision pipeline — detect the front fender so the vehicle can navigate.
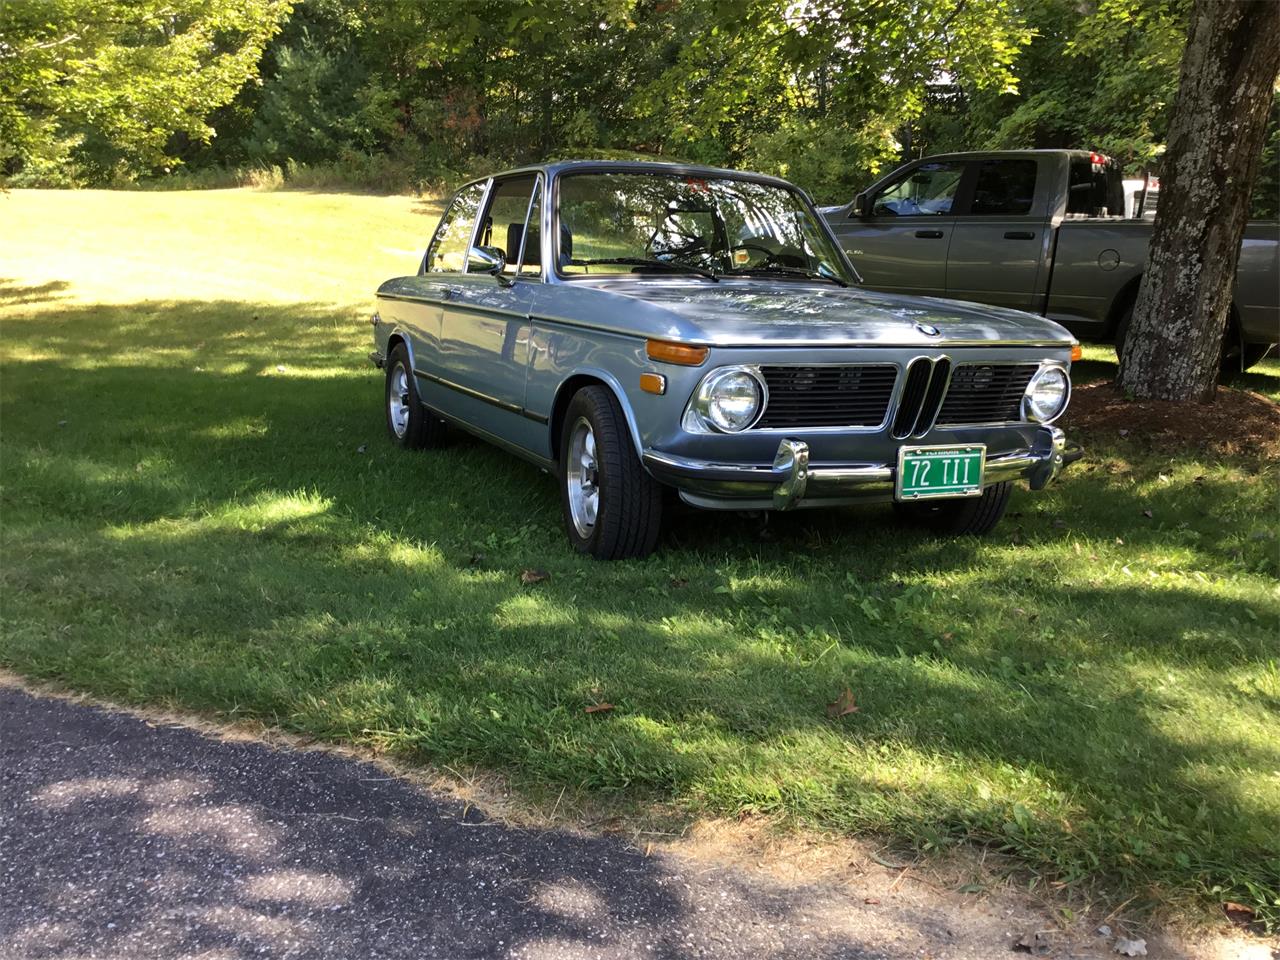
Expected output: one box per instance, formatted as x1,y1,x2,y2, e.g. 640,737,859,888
551,365,647,464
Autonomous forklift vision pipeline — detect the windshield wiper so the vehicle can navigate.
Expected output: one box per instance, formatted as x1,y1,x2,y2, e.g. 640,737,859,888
729,265,848,287
570,257,719,281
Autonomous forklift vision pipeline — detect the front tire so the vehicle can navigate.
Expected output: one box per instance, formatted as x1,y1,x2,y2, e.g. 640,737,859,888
895,481,1011,536
385,343,446,450
559,386,663,560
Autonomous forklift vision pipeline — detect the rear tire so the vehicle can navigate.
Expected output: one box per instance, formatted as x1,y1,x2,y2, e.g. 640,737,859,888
1114,305,1271,375
385,343,446,450
559,386,663,560
895,481,1012,536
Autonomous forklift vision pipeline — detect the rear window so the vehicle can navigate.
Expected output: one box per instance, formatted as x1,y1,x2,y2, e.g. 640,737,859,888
967,159,1038,216
1067,158,1124,217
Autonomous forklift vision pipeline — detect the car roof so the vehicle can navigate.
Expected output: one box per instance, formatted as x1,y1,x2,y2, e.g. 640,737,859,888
458,159,799,192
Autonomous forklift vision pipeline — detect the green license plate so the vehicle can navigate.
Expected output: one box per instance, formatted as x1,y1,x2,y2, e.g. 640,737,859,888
896,445,986,501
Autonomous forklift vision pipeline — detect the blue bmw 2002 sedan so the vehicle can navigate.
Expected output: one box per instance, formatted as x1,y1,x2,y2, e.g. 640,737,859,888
370,161,1082,559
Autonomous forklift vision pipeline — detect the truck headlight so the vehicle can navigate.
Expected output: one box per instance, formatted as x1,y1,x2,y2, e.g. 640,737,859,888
685,366,765,433
1024,365,1070,423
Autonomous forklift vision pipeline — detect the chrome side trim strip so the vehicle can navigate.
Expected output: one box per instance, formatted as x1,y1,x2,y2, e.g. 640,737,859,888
415,368,546,422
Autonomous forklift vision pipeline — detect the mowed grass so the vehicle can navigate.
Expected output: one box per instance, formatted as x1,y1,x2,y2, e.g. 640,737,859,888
1,188,1278,925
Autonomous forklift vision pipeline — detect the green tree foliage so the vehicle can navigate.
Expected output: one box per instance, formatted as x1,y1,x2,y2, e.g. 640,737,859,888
947,0,1189,169
0,0,291,183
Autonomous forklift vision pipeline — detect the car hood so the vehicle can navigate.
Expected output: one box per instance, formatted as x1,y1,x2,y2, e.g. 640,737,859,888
587,279,1074,348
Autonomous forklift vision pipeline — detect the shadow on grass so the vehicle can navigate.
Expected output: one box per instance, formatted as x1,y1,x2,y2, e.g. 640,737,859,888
2,285,1278,923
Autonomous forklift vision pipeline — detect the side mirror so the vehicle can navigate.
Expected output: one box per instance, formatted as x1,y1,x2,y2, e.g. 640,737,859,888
851,192,870,218
466,245,507,275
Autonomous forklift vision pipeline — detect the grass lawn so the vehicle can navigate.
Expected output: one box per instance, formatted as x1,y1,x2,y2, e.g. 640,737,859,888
2,188,1278,926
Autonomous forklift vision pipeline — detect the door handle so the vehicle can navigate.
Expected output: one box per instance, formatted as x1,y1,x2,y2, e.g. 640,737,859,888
1003,231,1036,240
914,230,944,239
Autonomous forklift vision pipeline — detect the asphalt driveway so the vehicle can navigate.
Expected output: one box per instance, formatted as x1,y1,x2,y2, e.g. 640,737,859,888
1,682,1206,959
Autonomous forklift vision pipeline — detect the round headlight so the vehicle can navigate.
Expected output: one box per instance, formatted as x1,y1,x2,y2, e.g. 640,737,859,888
1024,366,1069,423
692,367,764,432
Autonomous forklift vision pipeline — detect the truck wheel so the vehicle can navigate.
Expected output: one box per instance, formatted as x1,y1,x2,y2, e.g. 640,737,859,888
1114,306,1271,374
895,481,1011,536
385,343,446,449
1239,342,1274,371
559,385,663,560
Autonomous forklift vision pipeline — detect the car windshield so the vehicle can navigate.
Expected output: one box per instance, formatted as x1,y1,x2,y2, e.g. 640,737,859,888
556,171,853,284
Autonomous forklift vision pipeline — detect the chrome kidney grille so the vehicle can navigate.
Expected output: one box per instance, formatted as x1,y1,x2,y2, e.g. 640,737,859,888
750,360,1039,433
889,356,952,439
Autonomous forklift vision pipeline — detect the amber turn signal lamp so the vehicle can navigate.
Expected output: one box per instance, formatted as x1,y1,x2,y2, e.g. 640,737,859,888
1070,343,1083,362
639,372,667,395
646,339,708,366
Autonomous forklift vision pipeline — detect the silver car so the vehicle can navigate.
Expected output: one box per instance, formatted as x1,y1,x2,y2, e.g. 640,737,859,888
371,161,1082,560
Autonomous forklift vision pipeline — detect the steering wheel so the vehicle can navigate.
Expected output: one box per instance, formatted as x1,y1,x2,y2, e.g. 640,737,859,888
650,235,707,259
735,240,806,269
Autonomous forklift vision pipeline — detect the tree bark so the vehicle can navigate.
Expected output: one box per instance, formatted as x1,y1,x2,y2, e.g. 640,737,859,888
1116,0,1280,402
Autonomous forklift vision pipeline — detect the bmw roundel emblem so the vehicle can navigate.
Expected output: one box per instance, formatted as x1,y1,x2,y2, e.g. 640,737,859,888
916,321,941,337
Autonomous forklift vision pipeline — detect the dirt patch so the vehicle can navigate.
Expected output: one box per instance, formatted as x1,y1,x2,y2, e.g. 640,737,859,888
1065,381,1280,458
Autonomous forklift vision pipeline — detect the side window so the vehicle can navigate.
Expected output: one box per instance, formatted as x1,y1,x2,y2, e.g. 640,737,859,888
873,162,964,217
475,174,540,277
967,159,1038,216
425,182,486,273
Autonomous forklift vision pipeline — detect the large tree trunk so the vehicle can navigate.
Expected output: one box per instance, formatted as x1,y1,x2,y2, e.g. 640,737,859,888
1117,0,1280,402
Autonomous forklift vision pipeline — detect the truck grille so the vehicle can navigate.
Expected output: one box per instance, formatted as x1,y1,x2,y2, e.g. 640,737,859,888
755,364,898,429
936,363,1038,425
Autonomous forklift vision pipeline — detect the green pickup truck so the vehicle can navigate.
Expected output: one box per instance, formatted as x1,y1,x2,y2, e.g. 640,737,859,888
823,149,1279,370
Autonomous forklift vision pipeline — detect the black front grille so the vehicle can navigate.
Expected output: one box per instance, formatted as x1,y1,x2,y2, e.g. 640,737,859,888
936,363,1038,425
755,364,898,429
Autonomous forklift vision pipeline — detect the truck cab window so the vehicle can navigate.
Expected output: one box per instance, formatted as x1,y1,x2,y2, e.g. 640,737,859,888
1066,157,1123,217
872,162,964,217
967,159,1038,216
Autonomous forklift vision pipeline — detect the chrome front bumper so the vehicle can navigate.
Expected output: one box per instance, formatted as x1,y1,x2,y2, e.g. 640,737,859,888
642,427,1082,511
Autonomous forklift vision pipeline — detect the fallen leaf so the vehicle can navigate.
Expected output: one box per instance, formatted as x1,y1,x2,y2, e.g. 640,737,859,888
520,569,550,585
584,702,614,714
1113,937,1147,957
941,631,955,642
863,897,880,905
826,687,859,718
1141,509,1153,519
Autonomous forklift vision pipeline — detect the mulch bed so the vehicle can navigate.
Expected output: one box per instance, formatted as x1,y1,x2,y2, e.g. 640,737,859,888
1064,381,1280,459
